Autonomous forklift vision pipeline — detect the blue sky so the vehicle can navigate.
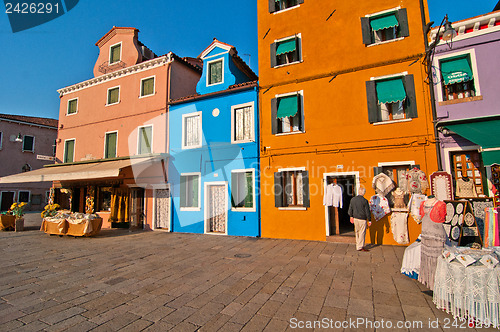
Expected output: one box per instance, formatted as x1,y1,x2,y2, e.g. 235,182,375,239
0,0,497,120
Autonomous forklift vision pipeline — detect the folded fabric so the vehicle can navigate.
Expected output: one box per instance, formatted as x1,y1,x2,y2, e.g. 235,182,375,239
372,173,395,196
370,194,391,221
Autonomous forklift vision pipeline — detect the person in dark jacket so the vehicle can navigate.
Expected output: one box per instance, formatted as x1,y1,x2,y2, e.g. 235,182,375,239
348,186,372,252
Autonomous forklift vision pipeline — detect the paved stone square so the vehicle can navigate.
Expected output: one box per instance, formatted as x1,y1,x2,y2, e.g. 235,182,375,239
0,227,495,331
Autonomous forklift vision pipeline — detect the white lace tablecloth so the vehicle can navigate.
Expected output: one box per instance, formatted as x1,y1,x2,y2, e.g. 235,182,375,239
433,256,500,328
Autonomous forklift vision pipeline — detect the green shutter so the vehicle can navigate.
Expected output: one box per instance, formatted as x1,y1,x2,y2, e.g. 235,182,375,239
209,61,223,85
108,88,119,104
139,127,152,154
366,80,379,123
376,78,407,104
141,78,155,96
23,136,34,152
440,56,474,85
276,39,296,55
244,172,253,208
180,176,187,207
192,175,199,207
277,95,299,118
105,133,117,158
274,172,283,207
64,140,74,163
370,13,399,31
68,99,77,114
110,44,121,64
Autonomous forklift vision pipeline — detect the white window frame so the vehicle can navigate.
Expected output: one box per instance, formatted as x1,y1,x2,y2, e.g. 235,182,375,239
103,130,118,159
63,138,76,163
273,34,303,68
273,0,301,14
180,172,201,211
106,85,120,106
365,7,405,47
433,49,481,103
109,42,122,64
17,190,31,204
275,90,305,136
137,125,153,155
276,166,307,211
231,101,255,144
231,168,256,212
22,135,35,153
140,75,156,98
204,181,229,235
181,111,203,150
67,97,78,116
206,58,224,87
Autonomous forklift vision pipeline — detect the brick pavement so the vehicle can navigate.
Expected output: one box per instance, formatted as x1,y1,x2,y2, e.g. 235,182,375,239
0,229,494,331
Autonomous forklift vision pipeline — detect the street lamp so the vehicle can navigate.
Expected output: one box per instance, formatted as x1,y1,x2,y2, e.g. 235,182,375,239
15,133,23,143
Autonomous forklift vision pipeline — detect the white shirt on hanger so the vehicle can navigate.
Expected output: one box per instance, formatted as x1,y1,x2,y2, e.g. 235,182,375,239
324,183,343,208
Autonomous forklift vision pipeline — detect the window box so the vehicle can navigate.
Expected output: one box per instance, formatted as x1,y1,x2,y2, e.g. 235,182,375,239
361,9,409,46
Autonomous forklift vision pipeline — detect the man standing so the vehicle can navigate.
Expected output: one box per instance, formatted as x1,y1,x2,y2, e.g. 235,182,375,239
348,186,372,252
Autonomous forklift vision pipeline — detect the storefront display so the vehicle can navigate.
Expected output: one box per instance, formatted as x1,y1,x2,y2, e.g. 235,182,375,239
390,212,409,244
41,211,102,237
430,171,453,201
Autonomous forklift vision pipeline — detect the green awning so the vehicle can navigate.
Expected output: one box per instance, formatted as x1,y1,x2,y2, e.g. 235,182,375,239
276,39,296,56
277,95,298,118
376,78,406,104
440,56,473,85
445,120,500,166
370,14,399,31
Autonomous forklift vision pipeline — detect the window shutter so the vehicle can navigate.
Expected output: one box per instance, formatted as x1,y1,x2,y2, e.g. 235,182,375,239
268,0,276,13
361,17,372,45
365,80,379,123
180,176,186,207
270,43,277,68
397,9,410,38
373,167,383,176
192,176,199,207
302,171,310,208
271,98,278,135
404,75,418,119
274,172,283,207
292,36,300,62
297,94,304,131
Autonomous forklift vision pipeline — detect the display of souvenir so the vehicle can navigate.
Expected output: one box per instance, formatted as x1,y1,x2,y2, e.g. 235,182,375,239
464,212,474,226
430,171,453,201
443,200,482,247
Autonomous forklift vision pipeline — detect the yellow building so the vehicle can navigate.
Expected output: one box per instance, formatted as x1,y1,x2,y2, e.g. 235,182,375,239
258,0,438,244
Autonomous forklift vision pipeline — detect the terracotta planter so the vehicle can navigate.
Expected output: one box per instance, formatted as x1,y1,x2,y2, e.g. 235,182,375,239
15,218,24,232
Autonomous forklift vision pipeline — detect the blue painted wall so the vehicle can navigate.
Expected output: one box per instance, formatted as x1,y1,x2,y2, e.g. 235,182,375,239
169,45,259,237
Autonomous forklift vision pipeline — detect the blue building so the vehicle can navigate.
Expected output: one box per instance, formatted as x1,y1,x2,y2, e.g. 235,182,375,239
168,40,260,237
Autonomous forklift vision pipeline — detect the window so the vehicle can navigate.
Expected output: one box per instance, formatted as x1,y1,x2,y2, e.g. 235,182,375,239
232,102,254,143
361,9,409,46
271,35,301,67
274,169,310,208
450,151,486,197
269,0,303,13
107,86,120,105
182,112,202,149
104,132,117,159
110,43,121,64
374,163,415,207
439,55,476,101
138,126,152,154
64,139,75,163
98,187,112,211
271,92,304,134
53,139,57,156
0,132,3,149
140,77,155,97
31,194,42,206
180,174,200,209
231,170,255,209
18,191,30,203
365,75,417,124
208,59,223,86
22,135,34,152
67,98,78,115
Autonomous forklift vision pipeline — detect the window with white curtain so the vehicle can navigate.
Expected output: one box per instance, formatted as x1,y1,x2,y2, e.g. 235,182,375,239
232,103,254,143
182,112,202,149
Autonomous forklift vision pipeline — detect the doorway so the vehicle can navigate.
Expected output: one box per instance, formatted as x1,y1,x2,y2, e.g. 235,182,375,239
130,188,145,229
0,192,15,212
154,187,171,230
324,173,358,236
205,182,228,234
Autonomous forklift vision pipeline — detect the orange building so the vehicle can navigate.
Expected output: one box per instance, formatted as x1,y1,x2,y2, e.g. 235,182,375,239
258,0,438,244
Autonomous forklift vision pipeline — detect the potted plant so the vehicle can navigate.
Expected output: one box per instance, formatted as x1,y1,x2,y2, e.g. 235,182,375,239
41,203,61,219
9,202,27,231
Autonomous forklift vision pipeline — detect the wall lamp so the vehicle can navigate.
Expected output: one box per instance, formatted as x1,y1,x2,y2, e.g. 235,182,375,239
15,133,23,142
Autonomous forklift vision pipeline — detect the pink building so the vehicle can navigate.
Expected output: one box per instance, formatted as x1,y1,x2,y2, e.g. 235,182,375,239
1,27,201,230
0,114,58,211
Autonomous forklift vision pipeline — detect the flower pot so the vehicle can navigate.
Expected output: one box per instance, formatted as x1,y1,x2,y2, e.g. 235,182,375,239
15,218,24,232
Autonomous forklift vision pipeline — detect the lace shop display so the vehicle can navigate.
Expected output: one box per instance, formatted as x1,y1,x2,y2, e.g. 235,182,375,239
372,173,395,196
390,212,409,245
369,194,391,221
455,177,478,198
442,200,482,247
392,188,406,209
429,171,453,201
41,211,102,237
402,168,429,195
408,194,427,224
401,240,421,279
472,199,494,240
433,247,500,329
484,208,500,248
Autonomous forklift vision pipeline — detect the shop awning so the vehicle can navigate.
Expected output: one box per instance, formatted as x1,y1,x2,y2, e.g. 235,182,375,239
376,78,406,104
276,39,296,55
445,120,500,166
277,95,299,118
0,156,162,184
370,14,399,31
440,56,473,85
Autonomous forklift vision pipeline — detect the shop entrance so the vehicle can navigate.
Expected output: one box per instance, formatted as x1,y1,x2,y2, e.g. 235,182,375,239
324,173,357,236
130,188,145,229
0,192,15,212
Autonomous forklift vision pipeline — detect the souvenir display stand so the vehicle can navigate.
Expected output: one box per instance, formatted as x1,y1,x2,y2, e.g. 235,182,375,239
41,211,102,237
443,200,482,247
0,215,15,231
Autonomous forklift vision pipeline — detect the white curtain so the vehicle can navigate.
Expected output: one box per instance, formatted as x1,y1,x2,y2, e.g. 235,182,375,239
235,107,252,141
185,115,199,147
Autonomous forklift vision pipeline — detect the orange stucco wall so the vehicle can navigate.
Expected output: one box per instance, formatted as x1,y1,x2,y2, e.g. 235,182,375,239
258,0,437,244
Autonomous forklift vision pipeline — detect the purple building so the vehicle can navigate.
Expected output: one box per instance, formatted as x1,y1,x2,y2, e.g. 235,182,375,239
431,9,500,199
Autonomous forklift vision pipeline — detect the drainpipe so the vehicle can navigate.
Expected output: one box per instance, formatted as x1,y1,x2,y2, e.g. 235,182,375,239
419,0,443,171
